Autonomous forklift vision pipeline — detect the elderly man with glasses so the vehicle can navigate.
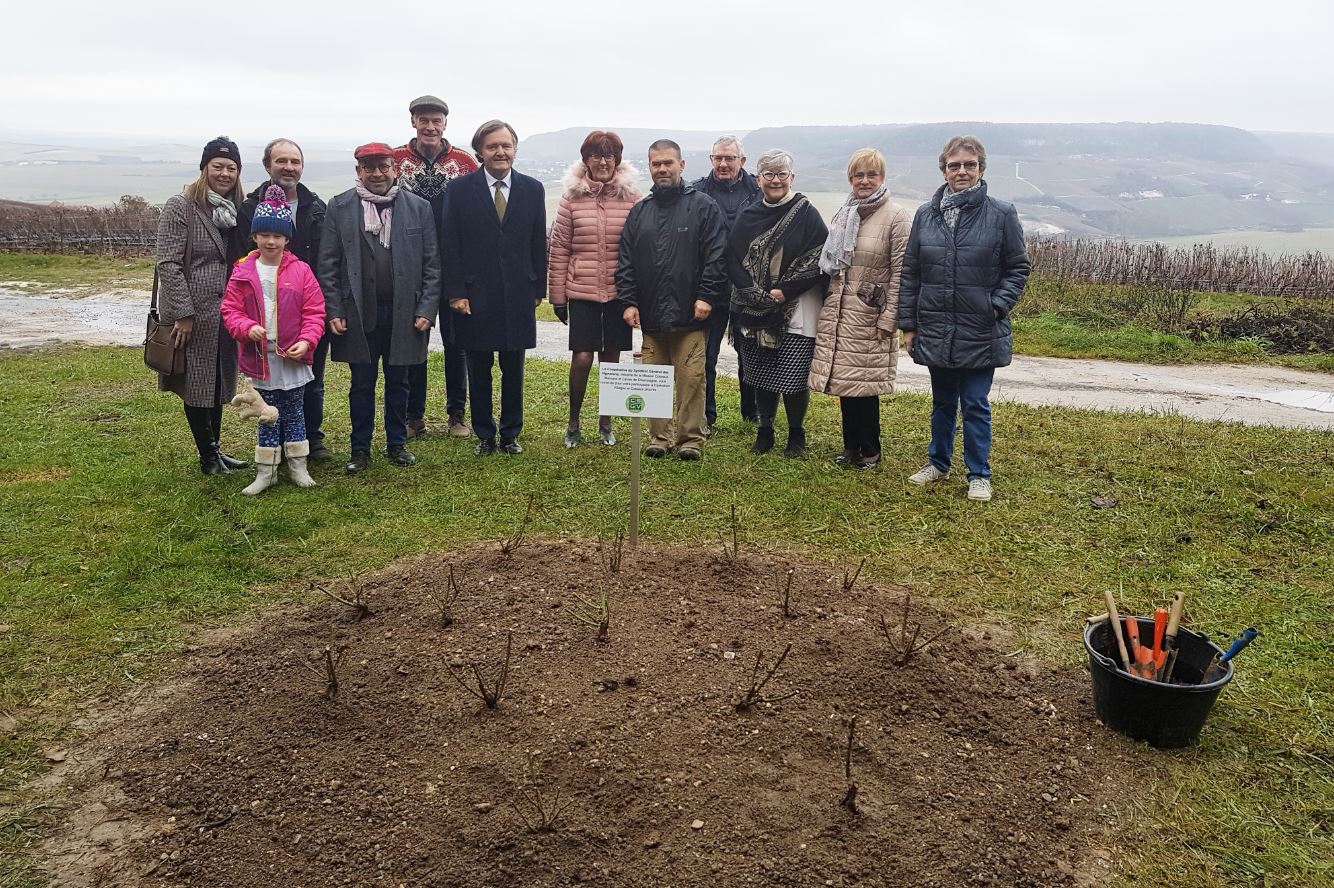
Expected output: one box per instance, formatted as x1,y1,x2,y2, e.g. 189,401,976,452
691,135,762,430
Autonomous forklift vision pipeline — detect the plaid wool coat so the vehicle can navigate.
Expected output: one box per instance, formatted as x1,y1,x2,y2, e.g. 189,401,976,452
154,193,239,407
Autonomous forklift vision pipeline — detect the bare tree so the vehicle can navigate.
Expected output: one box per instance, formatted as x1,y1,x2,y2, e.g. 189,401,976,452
598,528,627,574
499,494,537,558
508,751,571,834
841,557,866,594
573,586,611,644
840,715,860,814
317,574,373,622
778,567,796,618
718,503,742,563
299,645,347,701
429,564,466,628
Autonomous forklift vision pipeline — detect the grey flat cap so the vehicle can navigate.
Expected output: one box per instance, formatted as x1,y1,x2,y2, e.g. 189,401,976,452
408,95,449,116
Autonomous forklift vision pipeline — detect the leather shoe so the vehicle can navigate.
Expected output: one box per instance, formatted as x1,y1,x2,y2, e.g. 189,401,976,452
500,439,523,455
309,441,334,462
856,453,882,470
677,447,702,461
199,453,227,476
475,439,496,456
387,445,417,467
644,445,668,458
406,417,427,439
834,448,858,467
345,449,371,474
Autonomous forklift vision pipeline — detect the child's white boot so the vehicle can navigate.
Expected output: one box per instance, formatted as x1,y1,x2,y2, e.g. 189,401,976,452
284,440,317,488
242,446,282,496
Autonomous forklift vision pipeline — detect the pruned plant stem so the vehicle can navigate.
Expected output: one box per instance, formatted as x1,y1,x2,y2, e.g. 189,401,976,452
735,643,797,711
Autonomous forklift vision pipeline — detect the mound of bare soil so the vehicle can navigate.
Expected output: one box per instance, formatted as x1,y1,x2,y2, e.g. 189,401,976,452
50,540,1127,887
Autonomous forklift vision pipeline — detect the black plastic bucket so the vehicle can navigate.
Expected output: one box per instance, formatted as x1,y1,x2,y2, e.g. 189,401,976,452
1084,617,1233,748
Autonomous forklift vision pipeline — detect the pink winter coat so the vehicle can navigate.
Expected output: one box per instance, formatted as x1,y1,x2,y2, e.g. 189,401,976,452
220,250,327,381
547,161,642,305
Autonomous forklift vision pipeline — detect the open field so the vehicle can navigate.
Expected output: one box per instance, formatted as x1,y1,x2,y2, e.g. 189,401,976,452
0,346,1331,886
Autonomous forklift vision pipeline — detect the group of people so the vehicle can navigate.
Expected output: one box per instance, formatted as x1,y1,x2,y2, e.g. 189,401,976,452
153,95,1030,502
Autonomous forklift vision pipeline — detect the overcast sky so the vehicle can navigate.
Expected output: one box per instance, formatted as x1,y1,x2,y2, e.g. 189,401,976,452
4,0,1330,147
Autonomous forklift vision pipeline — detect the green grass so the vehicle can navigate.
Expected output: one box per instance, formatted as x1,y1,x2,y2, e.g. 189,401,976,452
0,346,1330,886
0,253,153,290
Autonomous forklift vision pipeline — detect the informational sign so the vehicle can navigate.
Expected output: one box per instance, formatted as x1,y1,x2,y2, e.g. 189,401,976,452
598,364,675,419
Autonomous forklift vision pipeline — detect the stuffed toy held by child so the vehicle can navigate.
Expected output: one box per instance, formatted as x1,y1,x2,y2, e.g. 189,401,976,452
230,386,278,424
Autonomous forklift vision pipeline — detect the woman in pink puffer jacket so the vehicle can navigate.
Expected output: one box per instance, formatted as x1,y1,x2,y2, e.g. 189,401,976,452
547,130,642,447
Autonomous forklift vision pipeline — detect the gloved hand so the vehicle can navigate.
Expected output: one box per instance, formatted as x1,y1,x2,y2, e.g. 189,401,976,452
554,304,569,325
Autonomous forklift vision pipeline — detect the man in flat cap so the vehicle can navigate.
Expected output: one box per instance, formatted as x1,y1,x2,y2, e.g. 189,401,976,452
394,95,479,441
318,142,441,474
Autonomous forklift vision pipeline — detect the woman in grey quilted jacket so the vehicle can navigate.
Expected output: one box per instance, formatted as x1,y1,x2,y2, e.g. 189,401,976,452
896,135,1031,502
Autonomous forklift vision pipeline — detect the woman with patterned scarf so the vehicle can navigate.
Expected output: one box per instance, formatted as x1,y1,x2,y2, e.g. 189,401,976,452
153,135,246,475
897,135,1031,502
810,148,912,470
726,149,829,457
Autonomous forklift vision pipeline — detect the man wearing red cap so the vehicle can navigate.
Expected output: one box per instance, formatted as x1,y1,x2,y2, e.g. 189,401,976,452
317,143,441,474
395,95,479,440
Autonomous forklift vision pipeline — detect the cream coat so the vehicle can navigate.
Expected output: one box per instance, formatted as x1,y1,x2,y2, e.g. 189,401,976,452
808,197,912,397
548,162,641,305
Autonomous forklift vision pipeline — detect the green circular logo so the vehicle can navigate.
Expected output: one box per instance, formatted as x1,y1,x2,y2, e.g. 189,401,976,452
626,394,645,413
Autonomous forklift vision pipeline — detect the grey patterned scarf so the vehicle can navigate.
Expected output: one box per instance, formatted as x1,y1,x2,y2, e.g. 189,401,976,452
940,181,982,229
819,185,887,274
206,190,237,229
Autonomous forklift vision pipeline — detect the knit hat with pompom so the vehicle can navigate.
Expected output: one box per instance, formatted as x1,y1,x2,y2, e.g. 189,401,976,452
250,184,294,239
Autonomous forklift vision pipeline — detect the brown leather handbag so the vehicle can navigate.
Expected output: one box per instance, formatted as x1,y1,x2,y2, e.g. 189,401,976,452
144,212,194,376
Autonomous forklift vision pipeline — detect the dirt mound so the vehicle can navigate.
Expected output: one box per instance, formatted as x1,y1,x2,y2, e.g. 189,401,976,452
49,540,1126,887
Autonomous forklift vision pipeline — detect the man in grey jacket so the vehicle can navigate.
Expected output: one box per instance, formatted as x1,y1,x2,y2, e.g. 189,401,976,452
318,142,441,474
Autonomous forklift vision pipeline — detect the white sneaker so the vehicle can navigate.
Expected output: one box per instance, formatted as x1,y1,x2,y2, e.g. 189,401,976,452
908,464,949,486
967,478,993,502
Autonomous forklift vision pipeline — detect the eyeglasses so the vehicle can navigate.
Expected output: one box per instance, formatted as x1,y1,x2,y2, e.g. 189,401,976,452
359,160,394,172
709,154,740,163
850,171,881,181
759,171,791,182
587,154,615,162
945,160,980,172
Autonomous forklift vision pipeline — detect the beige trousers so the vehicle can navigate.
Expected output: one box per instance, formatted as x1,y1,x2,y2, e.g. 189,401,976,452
641,328,707,452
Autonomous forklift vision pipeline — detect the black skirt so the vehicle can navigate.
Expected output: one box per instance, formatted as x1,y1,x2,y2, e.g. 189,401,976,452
738,332,815,394
568,300,633,352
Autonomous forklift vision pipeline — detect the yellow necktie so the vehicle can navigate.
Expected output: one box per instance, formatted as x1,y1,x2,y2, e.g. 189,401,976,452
494,181,507,222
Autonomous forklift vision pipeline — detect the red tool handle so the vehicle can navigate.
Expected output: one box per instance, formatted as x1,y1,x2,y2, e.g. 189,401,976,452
1152,607,1168,671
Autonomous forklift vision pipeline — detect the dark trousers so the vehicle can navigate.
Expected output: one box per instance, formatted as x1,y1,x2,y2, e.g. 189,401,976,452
467,349,525,443
406,329,469,420
927,366,995,479
705,310,755,424
839,395,881,457
348,303,410,452
304,334,329,446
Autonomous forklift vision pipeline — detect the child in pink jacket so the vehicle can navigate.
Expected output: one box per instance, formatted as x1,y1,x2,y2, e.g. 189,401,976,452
221,186,327,495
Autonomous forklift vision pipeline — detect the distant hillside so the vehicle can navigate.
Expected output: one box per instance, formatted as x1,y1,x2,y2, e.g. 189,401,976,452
3,123,1334,241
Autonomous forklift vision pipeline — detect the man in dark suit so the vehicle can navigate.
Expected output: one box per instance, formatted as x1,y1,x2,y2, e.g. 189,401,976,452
439,120,547,455
317,142,441,474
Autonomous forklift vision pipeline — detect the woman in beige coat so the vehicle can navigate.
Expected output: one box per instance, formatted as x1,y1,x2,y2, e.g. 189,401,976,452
808,148,912,469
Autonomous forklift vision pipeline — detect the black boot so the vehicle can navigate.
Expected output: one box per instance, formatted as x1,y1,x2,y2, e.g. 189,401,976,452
211,405,248,470
751,424,775,454
783,427,807,458
184,405,225,475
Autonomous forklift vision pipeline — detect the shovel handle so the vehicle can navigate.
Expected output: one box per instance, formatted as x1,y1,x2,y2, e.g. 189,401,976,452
1219,627,1260,664
1104,591,1132,672
1165,591,1185,644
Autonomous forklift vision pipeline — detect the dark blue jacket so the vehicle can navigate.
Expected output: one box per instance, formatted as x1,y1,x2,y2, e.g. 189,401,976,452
439,169,548,352
691,169,761,230
897,181,1031,369
615,183,728,334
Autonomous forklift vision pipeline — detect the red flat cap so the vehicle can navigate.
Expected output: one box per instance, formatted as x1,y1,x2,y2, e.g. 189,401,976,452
353,142,395,160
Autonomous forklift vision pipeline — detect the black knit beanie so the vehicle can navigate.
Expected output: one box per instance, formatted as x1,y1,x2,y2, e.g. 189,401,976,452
200,135,242,171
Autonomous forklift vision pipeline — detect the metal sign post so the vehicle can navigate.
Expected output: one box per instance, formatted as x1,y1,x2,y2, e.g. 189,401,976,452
598,362,675,547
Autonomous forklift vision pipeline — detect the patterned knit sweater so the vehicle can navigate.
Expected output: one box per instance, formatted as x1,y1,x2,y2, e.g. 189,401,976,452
392,140,478,222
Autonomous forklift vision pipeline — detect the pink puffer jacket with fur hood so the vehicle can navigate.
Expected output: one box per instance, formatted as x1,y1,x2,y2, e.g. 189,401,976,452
547,161,642,304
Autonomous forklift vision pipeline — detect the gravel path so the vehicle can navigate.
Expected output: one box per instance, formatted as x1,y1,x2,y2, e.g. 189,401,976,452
3,287,1331,429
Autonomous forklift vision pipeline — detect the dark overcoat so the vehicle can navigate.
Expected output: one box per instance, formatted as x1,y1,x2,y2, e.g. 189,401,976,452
897,181,1031,369
439,169,547,352
153,193,238,407
317,187,441,366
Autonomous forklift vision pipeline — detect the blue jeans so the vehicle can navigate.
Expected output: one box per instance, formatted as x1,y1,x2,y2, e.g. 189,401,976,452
349,303,410,452
406,329,469,420
927,366,994,479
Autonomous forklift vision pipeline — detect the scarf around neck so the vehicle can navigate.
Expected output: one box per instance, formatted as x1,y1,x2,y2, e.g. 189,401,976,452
940,180,983,229
355,182,399,249
206,190,237,229
819,184,887,274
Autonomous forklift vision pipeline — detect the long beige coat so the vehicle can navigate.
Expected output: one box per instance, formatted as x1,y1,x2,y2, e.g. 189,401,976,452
808,197,912,398
154,193,238,407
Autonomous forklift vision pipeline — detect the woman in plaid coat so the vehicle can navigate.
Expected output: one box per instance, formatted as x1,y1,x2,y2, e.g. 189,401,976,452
154,136,246,475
